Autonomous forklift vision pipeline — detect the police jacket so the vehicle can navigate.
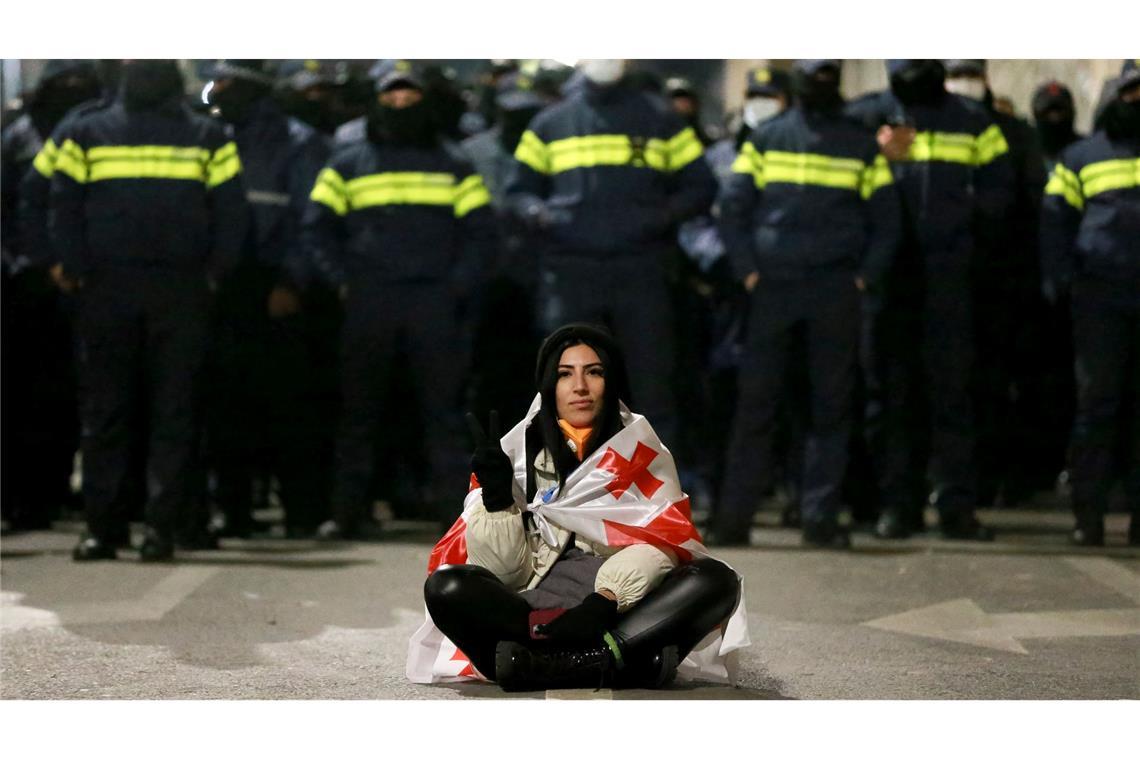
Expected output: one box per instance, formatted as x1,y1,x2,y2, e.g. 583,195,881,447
230,98,329,288
846,91,1013,269
303,135,495,288
2,114,46,270
49,98,247,278
1040,130,1139,284
465,448,677,612
505,81,717,259
719,105,901,284
17,100,111,272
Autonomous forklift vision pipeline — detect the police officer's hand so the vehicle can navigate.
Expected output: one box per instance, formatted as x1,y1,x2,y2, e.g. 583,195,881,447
855,276,867,292
267,285,301,319
533,592,618,645
49,263,81,293
465,410,516,512
876,125,916,161
743,272,760,292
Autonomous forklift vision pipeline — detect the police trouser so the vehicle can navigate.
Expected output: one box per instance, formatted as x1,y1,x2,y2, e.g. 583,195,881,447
206,261,323,533
538,252,678,448
861,269,977,520
330,279,469,528
1069,274,1140,524
715,271,859,538
76,267,209,542
0,266,79,527
424,559,740,682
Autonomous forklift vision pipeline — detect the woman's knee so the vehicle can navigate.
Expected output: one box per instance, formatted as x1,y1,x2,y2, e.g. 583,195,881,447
684,559,741,615
423,564,498,611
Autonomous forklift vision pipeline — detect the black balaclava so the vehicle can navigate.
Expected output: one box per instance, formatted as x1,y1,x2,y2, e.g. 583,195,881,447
210,77,271,126
890,60,946,107
498,106,540,152
1032,81,1078,156
30,65,101,134
531,323,632,486
796,67,843,113
121,60,184,111
1102,88,1140,140
367,88,436,147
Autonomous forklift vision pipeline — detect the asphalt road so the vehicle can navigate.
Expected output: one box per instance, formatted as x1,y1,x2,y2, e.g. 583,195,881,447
2,509,1138,700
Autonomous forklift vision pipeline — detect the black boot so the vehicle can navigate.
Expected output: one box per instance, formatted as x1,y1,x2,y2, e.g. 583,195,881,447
940,513,995,541
72,535,117,561
139,528,175,562
1070,517,1105,547
874,510,910,539
494,641,616,692
802,521,851,550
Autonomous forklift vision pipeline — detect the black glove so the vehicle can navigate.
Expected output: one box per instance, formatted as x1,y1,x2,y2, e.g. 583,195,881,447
533,592,618,645
465,410,515,512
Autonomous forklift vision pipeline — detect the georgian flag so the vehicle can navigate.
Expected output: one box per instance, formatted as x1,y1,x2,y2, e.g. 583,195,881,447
406,394,751,685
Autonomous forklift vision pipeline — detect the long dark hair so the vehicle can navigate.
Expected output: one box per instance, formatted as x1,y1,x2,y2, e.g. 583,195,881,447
524,323,632,498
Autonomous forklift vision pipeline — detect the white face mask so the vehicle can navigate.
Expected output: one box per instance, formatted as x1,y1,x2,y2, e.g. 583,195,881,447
579,59,626,85
945,77,987,102
743,97,782,128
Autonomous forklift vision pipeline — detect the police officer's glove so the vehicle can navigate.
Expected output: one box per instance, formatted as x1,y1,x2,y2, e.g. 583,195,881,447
534,592,619,645
465,410,516,512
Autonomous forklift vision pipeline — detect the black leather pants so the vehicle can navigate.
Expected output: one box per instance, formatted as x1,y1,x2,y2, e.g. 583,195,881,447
424,557,740,681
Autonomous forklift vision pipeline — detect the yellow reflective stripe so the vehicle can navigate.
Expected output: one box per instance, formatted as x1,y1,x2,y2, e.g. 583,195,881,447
453,174,491,218
32,138,59,177
1045,162,1084,211
86,144,214,184
546,134,669,173
860,154,894,200
54,139,88,183
1079,158,1140,198
763,151,865,192
515,130,550,174
345,172,458,210
905,131,976,165
731,142,765,189
667,127,703,170
206,141,241,188
309,167,348,216
974,124,1009,165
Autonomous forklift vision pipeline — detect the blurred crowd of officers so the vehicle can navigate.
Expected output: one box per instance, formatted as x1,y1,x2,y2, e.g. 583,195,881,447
1,57,1137,561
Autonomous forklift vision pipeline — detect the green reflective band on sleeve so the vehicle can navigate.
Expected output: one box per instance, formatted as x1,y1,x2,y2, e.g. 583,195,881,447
514,130,550,174
763,151,865,192
85,144,212,183
345,172,460,211
545,134,669,173
731,141,765,189
54,139,89,183
206,141,242,188
667,127,703,170
974,124,1010,165
905,131,976,165
309,167,349,216
1045,162,1084,211
32,138,59,178
860,153,894,199
453,174,491,218
1079,157,1140,198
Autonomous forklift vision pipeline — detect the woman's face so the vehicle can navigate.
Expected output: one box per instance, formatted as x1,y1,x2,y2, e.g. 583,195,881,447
555,343,605,428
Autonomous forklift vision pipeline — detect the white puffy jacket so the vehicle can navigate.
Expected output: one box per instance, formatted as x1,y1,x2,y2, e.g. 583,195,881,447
465,448,677,612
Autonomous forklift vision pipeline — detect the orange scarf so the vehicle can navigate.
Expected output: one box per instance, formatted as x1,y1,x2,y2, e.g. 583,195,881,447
557,419,594,462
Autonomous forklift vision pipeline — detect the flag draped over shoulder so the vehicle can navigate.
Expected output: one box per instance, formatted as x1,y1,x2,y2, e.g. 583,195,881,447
406,394,751,685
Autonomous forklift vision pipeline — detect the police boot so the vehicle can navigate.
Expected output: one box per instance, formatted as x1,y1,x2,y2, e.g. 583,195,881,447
1070,516,1105,547
72,535,118,562
802,521,851,550
874,509,911,539
494,640,616,692
940,514,995,542
139,528,175,562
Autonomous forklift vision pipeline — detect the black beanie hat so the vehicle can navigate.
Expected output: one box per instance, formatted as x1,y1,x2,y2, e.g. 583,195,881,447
534,323,632,405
